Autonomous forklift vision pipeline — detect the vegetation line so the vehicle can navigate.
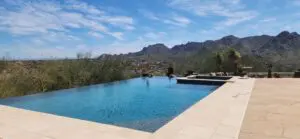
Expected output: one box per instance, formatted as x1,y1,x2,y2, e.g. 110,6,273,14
0,53,137,98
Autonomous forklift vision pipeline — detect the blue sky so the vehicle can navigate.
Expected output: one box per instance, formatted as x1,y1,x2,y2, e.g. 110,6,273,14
0,0,300,59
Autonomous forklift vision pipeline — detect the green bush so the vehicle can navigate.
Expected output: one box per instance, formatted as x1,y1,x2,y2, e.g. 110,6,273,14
0,58,134,98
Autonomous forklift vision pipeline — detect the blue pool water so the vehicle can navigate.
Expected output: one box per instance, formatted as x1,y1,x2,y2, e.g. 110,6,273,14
0,77,219,132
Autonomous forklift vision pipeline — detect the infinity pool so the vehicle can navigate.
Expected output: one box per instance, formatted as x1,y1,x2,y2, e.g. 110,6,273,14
0,77,219,132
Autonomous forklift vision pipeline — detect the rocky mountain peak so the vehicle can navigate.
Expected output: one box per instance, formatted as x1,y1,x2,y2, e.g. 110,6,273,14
275,31,300,41
218,35,239,46
291,32,300,37
140,43,170,54
221,35,239,40
277,31,291,38
147,43,168,48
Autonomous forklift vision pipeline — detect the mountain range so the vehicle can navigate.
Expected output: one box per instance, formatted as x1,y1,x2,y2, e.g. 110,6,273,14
99,31,300,72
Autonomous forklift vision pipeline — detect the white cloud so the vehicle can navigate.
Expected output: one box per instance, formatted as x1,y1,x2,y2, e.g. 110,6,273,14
87,15,135,30
144,32,167,40
171,15,191,26
42,32,80,42
109,32,124,40
123,25,135,30
168,0,257,26
260,17,277,22
3,0,24,6
168,0,258,30
138,9,160,20
168,0,220,16
292,0,300,6
88,31,103,38
0,4,64,35
222,12,257,26
0,43,82,59
163,15,191,27
0,0,133,40
138,9,191,27
102,16,133,24
163,19,185,27
222,0,240,5
139,9,191,27
65,0,104,15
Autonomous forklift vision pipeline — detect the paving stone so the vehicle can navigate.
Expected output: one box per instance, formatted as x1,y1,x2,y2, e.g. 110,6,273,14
239,79,300,139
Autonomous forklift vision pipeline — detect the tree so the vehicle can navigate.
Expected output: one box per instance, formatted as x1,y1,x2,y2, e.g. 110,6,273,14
214,52,224,72
227,48,241,75
267,63,273,78
77,52,92,59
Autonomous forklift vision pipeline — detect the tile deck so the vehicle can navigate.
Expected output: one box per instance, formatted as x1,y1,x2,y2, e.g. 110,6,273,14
0,105,151,139
239,79,300,139
0,77,256,139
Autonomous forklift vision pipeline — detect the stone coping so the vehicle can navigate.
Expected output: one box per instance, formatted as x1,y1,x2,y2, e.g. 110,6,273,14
0,77,255,139
152,77,255,139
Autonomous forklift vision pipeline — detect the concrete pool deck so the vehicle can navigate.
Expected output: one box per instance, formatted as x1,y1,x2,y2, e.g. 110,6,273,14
0,105,152,139
239,79,300,139
1,78,299,139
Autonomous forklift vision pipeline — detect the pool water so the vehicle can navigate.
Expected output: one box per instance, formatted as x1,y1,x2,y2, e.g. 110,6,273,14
0,77,219,132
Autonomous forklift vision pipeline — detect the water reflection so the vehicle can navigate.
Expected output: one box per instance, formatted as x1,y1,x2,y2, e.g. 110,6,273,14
168,74,176,83
142,77,150,88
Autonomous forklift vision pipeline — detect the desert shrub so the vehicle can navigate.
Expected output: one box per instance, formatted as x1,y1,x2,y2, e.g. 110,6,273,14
0,58,134,98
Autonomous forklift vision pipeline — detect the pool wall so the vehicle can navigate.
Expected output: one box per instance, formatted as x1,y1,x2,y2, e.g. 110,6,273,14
195,76,232,80
177,78,226,85
176,75,233,85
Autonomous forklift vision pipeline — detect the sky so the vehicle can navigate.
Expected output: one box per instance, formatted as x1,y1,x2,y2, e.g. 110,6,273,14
0,0,300,59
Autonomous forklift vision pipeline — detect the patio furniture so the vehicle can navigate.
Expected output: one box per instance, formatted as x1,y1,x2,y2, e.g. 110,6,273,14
294,69,300,78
